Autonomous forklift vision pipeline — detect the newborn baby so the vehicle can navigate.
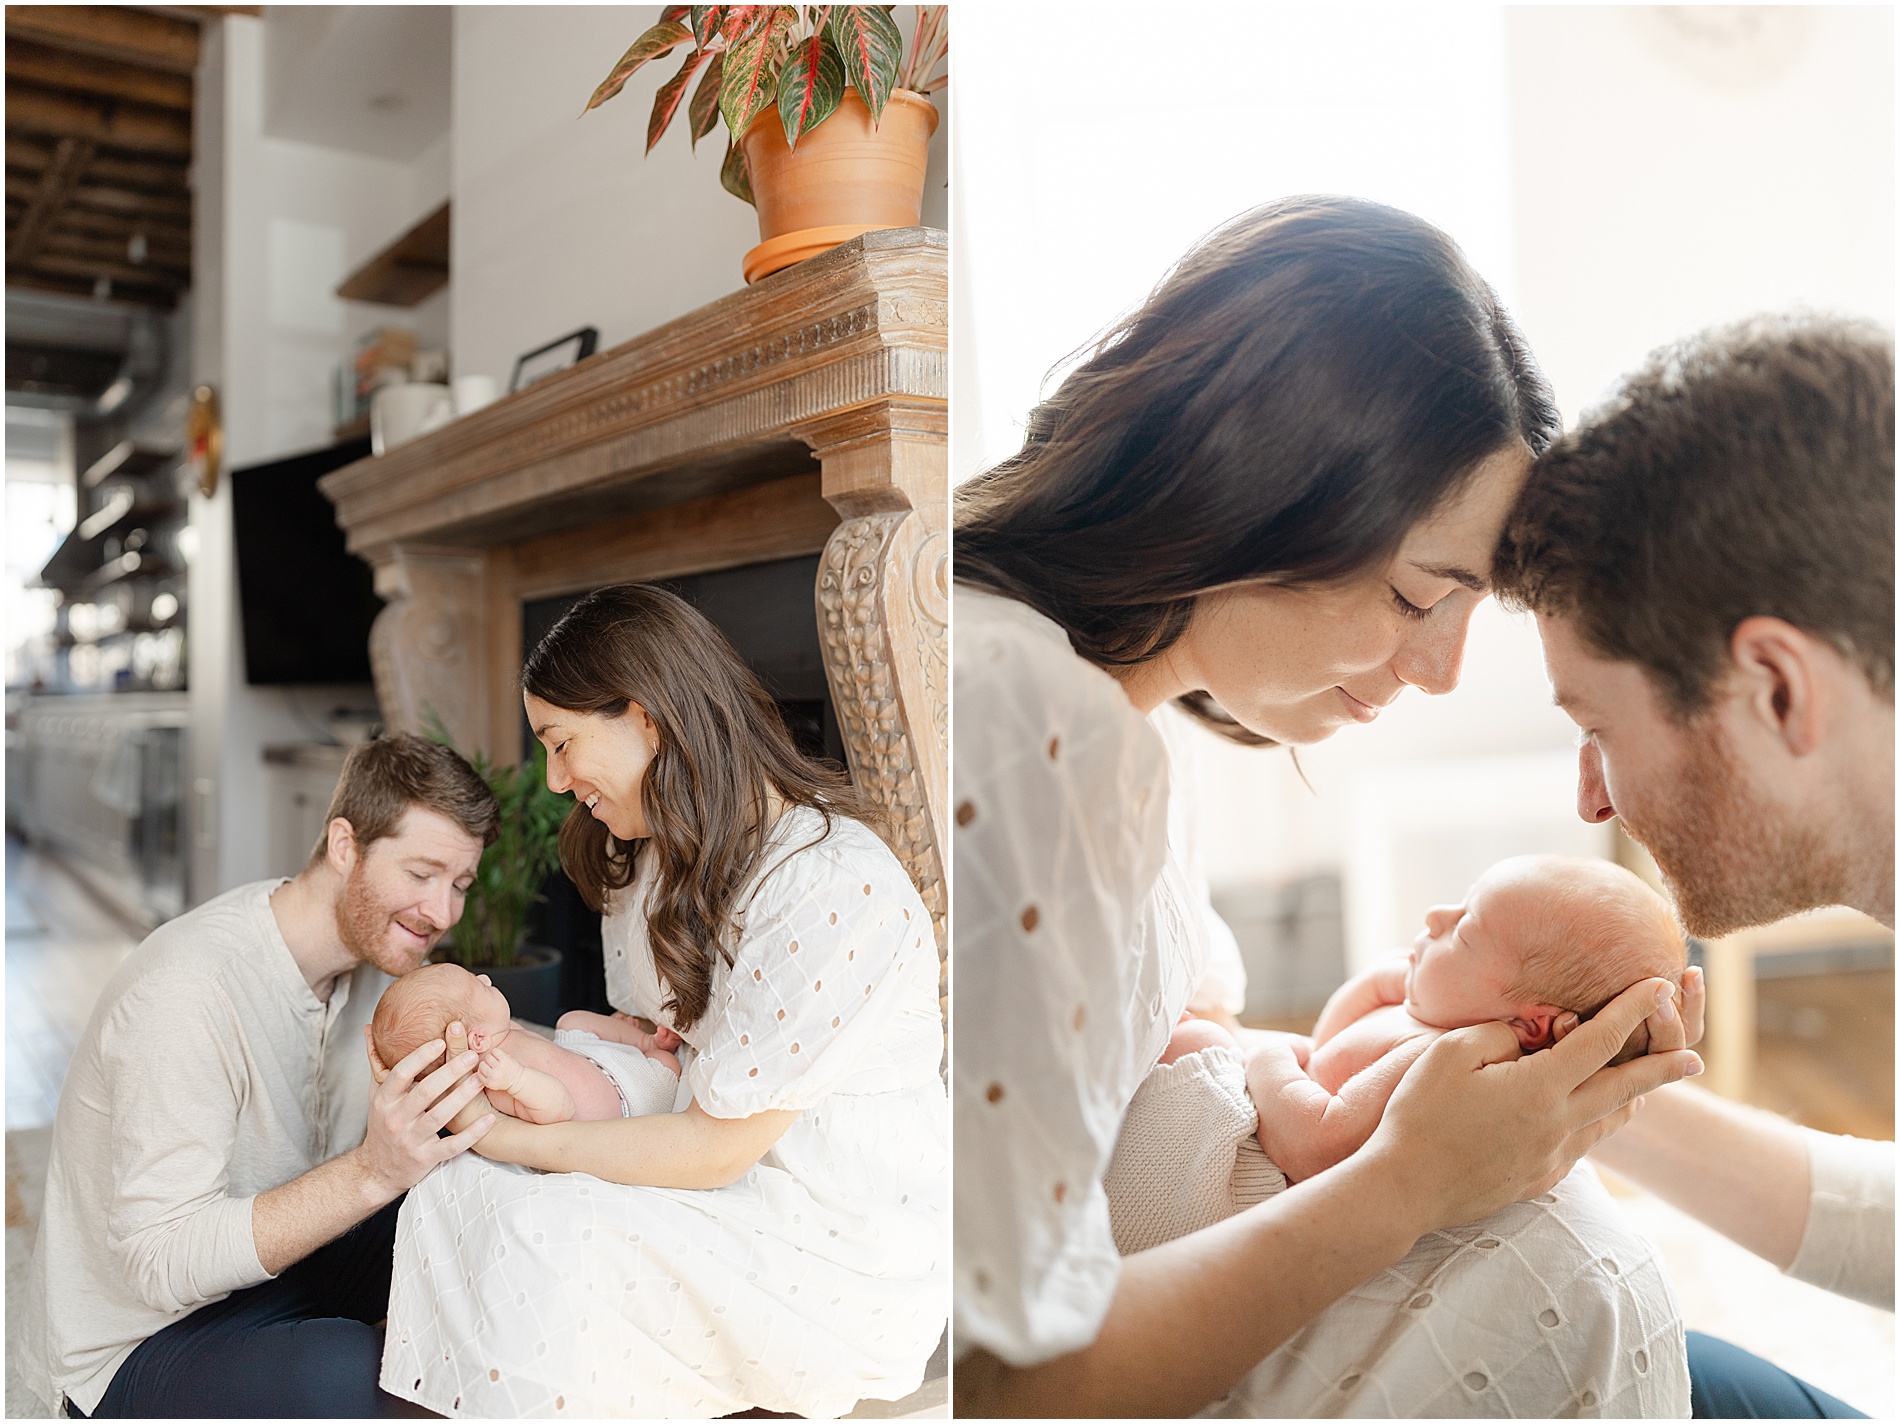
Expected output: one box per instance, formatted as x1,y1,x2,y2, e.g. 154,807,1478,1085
1179,854,1685,1184
370,962,683,1123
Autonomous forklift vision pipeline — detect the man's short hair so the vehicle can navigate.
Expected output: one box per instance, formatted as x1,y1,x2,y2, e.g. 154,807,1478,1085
313,732,499,865
1495,316,1894,716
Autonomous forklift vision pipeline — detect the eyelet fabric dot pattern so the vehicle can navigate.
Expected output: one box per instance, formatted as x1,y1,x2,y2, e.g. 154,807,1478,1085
379,806,946,1418
1221,1164,1690,1416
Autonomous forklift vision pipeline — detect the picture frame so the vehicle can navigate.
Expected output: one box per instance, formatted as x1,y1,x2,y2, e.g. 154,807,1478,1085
509,326,599,393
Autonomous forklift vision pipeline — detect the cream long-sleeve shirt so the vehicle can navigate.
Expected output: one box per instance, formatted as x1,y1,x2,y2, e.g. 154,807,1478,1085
1787,1130,1895,1309
21,879,385,1415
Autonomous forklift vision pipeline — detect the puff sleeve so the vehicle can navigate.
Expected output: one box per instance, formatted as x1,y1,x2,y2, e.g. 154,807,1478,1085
951,589,1173,1368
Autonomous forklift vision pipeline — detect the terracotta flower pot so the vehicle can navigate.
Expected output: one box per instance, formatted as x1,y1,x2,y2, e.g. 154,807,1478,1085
739,88,938,284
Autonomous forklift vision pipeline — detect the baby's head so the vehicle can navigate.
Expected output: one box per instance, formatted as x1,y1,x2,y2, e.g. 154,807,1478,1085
370,962,515,1068
1405,855,1685,1059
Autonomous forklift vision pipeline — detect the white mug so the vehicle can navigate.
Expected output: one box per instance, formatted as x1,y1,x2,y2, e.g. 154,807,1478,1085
453,375,500,416
371,382,453,455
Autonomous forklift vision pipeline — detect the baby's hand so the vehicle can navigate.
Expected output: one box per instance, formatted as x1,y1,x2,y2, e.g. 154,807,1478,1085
476,1046,524,1094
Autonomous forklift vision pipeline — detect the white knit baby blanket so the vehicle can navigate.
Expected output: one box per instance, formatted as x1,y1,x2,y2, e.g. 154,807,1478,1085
1104,1044,1287,1255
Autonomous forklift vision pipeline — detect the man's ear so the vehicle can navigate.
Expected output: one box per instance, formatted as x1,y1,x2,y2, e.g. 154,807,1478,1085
1728,616,1825,758
1507,1008,1563,1052
325,817,359,877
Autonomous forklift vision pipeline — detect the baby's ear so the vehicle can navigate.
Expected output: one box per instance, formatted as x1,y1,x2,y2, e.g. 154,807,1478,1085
1507,1008,1562,1052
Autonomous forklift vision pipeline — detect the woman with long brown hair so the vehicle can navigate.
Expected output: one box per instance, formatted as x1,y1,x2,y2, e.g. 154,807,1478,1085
375,585,947,1418
953,196,1701,1416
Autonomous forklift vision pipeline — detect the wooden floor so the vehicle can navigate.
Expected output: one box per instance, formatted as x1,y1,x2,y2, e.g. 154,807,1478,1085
6,835,140,1133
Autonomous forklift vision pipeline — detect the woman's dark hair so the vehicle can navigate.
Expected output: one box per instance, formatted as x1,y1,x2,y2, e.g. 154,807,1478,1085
522,584,875,1032
955,194,1561,743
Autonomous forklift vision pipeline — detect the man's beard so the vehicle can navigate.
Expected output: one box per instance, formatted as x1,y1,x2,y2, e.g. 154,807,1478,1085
335,863,437,977
1621,717,1847,939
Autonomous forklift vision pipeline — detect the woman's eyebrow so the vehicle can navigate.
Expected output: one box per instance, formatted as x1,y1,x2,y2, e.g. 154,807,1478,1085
1412,560,1487,592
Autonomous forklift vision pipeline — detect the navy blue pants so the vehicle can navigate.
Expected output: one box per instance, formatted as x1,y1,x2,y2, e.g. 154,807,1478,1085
80,1198,413,1418
1688,1330,1867,1418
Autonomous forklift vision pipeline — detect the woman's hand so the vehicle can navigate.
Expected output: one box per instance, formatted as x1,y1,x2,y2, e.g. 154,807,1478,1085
1361,976,1702,1236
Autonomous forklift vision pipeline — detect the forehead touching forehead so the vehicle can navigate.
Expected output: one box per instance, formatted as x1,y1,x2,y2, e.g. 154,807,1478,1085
1400,442,1533,587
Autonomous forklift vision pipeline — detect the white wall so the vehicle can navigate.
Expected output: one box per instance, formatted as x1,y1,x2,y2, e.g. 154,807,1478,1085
1507,6,1894,427
450,5,949,393
188,15,446,900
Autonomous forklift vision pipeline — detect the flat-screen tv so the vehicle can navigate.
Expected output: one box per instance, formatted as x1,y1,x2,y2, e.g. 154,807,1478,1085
231,437,383,685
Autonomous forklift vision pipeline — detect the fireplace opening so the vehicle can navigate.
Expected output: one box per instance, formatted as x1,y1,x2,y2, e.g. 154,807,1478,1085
518,554,844,1016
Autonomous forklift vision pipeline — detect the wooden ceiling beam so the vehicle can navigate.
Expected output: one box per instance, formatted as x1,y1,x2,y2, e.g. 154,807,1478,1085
6,136,55,172
8,141,192,205
5,267,177,308
7,84,194,157
6,39,195,111
50,207,189,244
8,136,95,267
16,248,187,287
4,7,201,75
37,228,189,271
66,184,192,220
59,149,187,194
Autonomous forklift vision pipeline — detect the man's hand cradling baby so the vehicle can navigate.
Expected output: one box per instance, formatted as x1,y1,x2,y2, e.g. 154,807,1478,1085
356,1024,492,1205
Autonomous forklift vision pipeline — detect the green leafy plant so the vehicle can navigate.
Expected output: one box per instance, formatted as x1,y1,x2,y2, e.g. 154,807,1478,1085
425,716,571,969
585,5,948,204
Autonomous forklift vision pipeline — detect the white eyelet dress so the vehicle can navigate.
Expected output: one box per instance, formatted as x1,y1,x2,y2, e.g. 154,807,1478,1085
381,807,948,1418
953,586,1688,1418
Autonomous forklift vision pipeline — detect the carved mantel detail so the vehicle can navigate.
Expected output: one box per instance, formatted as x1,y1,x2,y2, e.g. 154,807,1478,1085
367,549,487,754
321,228,948,956
815,504,949,953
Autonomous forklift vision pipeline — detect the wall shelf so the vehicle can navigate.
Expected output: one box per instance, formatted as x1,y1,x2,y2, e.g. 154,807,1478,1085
336,201,449,307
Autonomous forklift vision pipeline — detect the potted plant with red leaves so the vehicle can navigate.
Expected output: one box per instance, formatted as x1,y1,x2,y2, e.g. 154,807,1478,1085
586,5,947,282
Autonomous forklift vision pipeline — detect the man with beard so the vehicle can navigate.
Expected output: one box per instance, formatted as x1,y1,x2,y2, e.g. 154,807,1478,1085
22,733,502,1418
1496,315,1893,1418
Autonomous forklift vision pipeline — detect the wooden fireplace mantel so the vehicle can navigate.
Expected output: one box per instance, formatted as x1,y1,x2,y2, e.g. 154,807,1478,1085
320,226,947,944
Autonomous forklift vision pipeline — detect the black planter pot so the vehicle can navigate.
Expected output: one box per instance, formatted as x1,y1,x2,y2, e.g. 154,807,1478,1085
444,945,565,1029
